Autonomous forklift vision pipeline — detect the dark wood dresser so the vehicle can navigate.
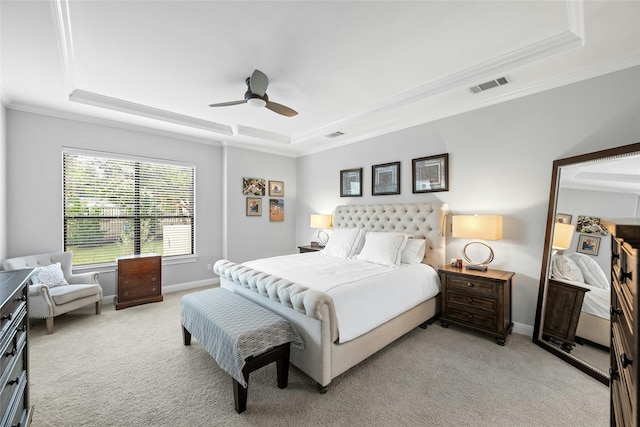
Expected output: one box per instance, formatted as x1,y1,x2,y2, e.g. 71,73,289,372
116,254,163,310
438,265,514,345
604,218,640,427
0,269,33,427
542,279,590,353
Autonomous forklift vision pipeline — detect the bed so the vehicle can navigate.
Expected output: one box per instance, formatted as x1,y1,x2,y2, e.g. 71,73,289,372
549,252,610,348
214,202,448,389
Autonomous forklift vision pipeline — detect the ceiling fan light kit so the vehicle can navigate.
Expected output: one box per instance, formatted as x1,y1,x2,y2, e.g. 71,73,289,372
209,69,298,117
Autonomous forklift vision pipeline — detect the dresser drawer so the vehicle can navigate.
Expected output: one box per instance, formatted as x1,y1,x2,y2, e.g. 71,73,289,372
447,290,496,313
446,275,497,297
119,271,160,288
119,257,161,275
619,243,638,301
0,292,26,342
446,306,497,330
119,284,161,301
613,323,635,397
0,344,26,418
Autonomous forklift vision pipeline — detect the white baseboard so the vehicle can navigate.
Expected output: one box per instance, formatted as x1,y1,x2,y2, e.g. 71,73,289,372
513,321,534,337
102,278,220,304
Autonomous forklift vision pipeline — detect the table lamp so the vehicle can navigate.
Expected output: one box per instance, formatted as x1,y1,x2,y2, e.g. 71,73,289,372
552,222,575,255
452,214,503,271
310,214,332,247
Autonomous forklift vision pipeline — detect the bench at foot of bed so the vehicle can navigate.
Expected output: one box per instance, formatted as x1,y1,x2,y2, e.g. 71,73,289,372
181,287,303,413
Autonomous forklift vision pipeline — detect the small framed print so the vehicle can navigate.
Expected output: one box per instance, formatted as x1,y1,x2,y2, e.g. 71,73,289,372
372,162,400,195
555,213,572,224
243,178,266,196
412,153,449,193
269,199,284,222
577,215,608,235
269,180,284,197
340,168,362,197
577,234,600,256
246,197,262,216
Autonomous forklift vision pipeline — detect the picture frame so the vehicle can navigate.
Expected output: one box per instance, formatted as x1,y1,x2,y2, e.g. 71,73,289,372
246,197,262,216
577,234,601,256
555,213,572,224
577,215,608,235
412,153,449,193
269,199,284,222
269,180,284,197
242,178,266,196
340,168,363,197
372,162,400,195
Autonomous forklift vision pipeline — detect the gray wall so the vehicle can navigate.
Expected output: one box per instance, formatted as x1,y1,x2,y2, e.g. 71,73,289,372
5,111,224,297
0,101,6,261
295,66,640,332
223,146,297,262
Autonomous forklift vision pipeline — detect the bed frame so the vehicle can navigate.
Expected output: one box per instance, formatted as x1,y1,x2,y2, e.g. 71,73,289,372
215,203,449,390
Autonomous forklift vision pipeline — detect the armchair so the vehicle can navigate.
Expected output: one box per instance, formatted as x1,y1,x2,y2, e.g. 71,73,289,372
1,252,103,334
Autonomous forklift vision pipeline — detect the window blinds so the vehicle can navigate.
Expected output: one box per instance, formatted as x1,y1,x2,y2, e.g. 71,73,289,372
63,151,195,266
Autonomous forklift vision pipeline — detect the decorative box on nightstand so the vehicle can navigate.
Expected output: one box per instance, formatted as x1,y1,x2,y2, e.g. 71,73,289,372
298,245,323,253
438,265,515,345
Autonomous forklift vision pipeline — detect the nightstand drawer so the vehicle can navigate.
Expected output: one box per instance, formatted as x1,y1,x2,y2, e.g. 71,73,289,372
446,275,497,297
446,306,497,330
447,290,496,313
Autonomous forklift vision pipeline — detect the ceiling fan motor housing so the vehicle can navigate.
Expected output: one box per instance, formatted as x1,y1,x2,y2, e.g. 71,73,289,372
245,90,267,107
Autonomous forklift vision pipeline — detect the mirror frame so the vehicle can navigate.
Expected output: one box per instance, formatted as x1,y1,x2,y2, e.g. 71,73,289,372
533,141,640,386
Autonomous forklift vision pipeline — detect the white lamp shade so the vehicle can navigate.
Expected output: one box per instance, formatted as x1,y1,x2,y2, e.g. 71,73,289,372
452,215,503,241
552,222,575,250
310,214,332,229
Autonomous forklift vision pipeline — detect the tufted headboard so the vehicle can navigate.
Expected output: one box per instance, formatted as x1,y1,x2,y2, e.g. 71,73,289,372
332,203,449,269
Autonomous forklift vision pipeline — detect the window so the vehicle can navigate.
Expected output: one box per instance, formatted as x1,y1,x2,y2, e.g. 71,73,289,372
63,150,195,266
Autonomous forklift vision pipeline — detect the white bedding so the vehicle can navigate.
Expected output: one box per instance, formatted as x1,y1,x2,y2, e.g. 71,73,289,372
244,252,441,343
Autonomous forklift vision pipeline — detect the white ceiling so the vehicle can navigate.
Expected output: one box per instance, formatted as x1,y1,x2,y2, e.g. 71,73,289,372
1,1,639,157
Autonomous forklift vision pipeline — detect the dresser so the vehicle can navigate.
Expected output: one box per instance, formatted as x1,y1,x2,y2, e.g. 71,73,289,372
116,254,163,310
0,269,32,427
438,265,515,345
604,218,640,427
542,279,590,353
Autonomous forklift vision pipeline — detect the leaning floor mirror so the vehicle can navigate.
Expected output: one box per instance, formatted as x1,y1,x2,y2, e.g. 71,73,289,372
533,142,640,385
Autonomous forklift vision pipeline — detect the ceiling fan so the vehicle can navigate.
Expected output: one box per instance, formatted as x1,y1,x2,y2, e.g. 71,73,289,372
209,69,298,117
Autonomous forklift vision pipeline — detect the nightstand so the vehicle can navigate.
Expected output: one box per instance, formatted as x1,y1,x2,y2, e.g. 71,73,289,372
298,245,323,253
542,279,590,353
438,265,515,345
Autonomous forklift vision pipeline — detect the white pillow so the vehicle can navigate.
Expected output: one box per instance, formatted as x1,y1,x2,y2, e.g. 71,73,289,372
30,262,69,287
401,239,426,264
566,253,610,289
356,232,409,267
550,254,584,282
322,228,364,259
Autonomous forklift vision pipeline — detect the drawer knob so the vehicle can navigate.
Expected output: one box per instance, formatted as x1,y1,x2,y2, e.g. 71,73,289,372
612,253,620,261
610,367,619,380
6,376,20,386
14,295,26,302
467,314,474,319
152,287,157,292
124,292,129,297
610,306,622,320
467,297,474,304
4,347,16,358
620,353,633,369
466,282,474,287
1,313,13,322
152,277,157,282
124,281,129,286
620,270,632,281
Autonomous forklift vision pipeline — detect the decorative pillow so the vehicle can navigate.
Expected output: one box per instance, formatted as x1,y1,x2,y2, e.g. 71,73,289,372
566,253,610,289
356,232,409,267
322,228,364,259
550,254,584,282
401,239,426,265
30,262,68,288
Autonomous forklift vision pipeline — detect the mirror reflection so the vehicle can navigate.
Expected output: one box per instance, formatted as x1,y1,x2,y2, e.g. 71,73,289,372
534,143,640,384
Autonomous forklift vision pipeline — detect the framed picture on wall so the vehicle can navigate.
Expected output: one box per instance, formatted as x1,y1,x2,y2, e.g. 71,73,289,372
246,197,262,216
270,199,284,222
577,234,600,256
340,168,362,197
577,215,608,235
269,180,284,197
555,213,572,224
243,178,266,196
372,162,400,195
412,153,449,193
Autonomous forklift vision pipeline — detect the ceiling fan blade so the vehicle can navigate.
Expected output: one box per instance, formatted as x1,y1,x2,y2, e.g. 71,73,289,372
208,100,246,107
249,69,268,96
265,101,298,117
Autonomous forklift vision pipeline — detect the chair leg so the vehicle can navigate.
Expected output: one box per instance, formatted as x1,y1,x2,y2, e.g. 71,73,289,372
95,301,102,315
45,317,54,334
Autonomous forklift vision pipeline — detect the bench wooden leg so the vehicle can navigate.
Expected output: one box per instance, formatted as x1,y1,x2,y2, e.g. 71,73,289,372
233,375,250,414
182,326,191,345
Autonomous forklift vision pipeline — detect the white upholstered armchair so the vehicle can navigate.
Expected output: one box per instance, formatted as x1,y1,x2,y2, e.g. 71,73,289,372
1,252,103,334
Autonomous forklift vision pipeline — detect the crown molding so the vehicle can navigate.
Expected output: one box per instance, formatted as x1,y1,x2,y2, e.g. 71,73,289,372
51,0,76,95
69,89,234,136
235,125,290,144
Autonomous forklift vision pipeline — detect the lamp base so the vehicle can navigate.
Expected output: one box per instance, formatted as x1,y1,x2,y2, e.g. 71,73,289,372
466,264,488,272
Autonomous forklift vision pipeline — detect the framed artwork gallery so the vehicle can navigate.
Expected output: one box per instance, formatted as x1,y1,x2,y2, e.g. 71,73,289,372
340,168,362,197
412,153,449,193
372,162,400,196
269,180,284,197
246,197,262,216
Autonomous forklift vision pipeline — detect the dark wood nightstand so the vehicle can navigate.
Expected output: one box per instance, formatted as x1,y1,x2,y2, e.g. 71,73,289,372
298,245,323,253
542,279,589,353
438,265,515,345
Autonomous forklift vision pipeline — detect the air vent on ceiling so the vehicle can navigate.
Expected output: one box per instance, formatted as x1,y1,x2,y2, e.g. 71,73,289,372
469,76,510,94
325,131,345,138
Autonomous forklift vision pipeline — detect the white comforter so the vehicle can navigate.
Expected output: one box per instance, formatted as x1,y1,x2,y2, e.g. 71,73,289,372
244,252,441,343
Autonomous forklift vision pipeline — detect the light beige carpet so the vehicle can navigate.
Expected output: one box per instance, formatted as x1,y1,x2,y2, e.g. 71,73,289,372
28,287,608,426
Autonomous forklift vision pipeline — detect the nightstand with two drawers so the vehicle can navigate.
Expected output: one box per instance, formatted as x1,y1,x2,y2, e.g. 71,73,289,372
438,265,515,346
